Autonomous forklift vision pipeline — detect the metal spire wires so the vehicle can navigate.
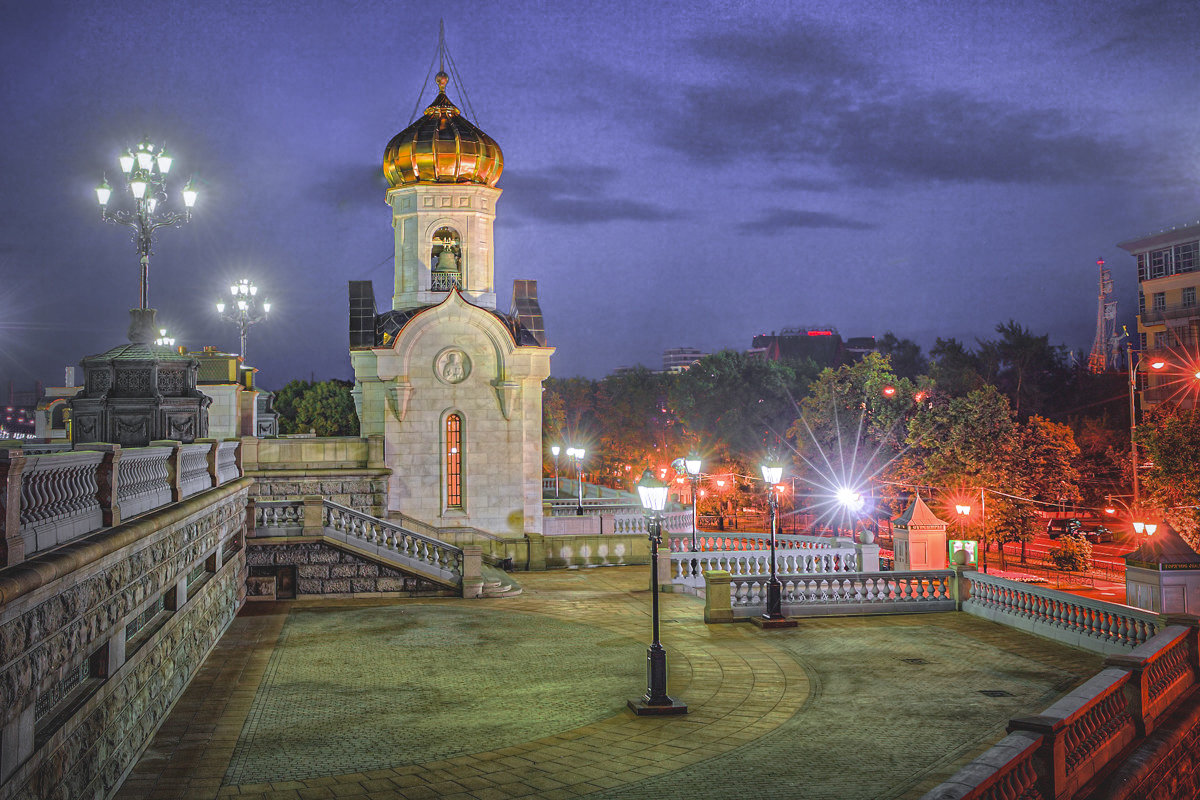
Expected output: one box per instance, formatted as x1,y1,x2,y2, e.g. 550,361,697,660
407,21,481,126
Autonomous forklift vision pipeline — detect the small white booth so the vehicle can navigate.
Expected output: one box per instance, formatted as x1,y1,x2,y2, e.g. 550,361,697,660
892,496,949,571
1125,524,1200,615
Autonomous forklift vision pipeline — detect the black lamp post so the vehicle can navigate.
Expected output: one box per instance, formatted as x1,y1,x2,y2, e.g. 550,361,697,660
753,457,796,628
96,139,198,311
216,279,271,362
628,470,687,715
550,445,561,497
685,454,702,552
567,446,586,515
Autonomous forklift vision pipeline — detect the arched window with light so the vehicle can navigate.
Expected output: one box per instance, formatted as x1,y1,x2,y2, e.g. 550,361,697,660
445,413,463,509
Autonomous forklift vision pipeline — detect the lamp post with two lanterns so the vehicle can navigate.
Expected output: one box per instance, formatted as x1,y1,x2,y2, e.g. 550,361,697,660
96,139,198,311
628,470,688,715
216,279,271,362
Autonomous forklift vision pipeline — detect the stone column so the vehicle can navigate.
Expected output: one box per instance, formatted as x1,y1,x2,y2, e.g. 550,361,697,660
462,545,484,598
198,438,219,486
152,440,183,501
0,449,27,567
703,570,734,623
302,496,324,536
87,443,122,528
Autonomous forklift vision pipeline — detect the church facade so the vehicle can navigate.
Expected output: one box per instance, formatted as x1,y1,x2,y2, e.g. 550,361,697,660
349,71,553,541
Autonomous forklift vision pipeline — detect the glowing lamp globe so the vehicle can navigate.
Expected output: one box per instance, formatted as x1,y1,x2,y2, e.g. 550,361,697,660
637,470,670,512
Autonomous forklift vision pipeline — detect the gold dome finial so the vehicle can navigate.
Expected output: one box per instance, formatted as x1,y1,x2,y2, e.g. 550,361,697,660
435,71,449,93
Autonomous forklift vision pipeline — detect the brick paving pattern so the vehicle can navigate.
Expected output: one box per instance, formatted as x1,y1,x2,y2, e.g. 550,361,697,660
117,567,1101,800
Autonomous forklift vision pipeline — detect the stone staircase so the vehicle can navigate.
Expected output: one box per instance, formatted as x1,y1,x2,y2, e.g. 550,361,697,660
480,564,522,598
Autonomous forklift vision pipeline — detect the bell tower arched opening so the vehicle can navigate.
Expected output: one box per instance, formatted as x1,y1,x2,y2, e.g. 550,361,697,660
431,227,463,292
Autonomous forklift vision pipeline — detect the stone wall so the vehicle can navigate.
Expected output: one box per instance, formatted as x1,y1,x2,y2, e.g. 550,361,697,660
0,481,248,800
248,474,388,515
247,541,449,597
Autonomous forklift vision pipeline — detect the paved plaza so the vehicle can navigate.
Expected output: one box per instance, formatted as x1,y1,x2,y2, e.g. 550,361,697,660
116,568,1101,800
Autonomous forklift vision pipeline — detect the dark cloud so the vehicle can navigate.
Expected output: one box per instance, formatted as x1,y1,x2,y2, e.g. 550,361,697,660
774,176,842,192
319,164,390,209
501,165,684,224
665,27,1145,188
738,208,875,234
691,22,879,84
1092,0,1200,57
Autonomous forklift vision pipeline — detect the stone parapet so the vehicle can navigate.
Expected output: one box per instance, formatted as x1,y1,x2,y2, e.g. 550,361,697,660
247,470,388,516
0,481,247,797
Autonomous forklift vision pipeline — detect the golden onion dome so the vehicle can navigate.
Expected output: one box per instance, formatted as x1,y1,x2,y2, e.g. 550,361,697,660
383,71,503,188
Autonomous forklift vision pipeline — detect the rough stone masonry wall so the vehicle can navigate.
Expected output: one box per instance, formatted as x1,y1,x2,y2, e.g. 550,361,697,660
248,473,388,515
248,541,448,596
0,483,248,800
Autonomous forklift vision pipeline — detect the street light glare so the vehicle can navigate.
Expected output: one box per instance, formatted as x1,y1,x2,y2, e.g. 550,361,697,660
1150,360,1166,370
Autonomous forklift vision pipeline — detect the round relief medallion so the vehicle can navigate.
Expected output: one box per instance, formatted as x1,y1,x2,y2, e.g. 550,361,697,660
435,348,471,384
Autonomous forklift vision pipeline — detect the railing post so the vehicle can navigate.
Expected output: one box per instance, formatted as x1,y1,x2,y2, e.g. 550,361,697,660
462,545,483,598
703,570,734,623
0,448,27,567
87,443,122,528
302,496,324,536
950,556,971,611
1006,716,1063,800
151,440,183,502
198,438,219,487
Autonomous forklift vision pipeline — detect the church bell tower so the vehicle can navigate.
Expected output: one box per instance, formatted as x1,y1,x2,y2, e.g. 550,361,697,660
382,71,503,311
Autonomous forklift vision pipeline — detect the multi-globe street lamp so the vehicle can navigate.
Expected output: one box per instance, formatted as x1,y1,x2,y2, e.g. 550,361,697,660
154,328,176,347
216,279,271,362
96,139,198,310
756,457,795,628
684,454,702,551
628,470,687,716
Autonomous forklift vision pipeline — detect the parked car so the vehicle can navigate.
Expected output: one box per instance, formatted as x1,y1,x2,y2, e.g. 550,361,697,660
1078,524,1113,544
1045,518,1081,539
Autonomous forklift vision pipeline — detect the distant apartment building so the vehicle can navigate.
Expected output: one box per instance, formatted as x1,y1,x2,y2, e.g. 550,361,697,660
1119,220,1200,409
662,347,708,373
750,327,876,368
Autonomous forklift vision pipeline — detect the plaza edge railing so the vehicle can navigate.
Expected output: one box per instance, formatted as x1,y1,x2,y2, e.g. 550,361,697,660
0,438,243,566
923,621,1200,800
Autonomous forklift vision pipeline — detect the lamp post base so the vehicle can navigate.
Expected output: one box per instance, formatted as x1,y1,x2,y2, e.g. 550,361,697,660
628,697,689,715
751,615,798,629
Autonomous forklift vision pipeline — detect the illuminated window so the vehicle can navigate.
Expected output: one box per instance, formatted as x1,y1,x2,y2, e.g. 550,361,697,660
446,414,462,508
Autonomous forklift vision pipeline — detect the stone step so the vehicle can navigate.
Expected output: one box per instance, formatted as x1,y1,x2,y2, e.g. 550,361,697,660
479,564,523,598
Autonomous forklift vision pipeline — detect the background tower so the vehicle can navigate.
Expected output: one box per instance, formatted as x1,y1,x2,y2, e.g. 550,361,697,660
1088,258,1118,373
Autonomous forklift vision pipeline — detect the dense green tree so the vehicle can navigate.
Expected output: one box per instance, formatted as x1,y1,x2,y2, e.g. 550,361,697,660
1136,408,1200,549
983,321,1069,417
592,367,686,483
671,350,815,465
927,338,984,397
877,332,928,381
275,379,358,436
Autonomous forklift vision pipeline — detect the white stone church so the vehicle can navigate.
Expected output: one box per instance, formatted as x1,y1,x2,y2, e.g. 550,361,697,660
349,70,553,542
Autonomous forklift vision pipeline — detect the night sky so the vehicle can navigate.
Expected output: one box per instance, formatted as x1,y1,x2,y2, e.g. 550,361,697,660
2,0,1199,394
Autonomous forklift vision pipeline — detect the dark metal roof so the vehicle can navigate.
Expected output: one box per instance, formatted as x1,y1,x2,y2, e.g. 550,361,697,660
373,303,541,348
1124,524,1200,568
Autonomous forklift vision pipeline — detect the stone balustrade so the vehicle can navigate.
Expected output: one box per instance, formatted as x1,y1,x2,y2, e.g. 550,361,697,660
179,443,214,499
609,511,693,536
674,547,859,591
323,501,463,588
669,531,839,553
116,446,173,519
0,440,243,566
963,571,1161,653
707,569,956,619
15,450,105,556
254,500,304,535
925,623,1200,800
